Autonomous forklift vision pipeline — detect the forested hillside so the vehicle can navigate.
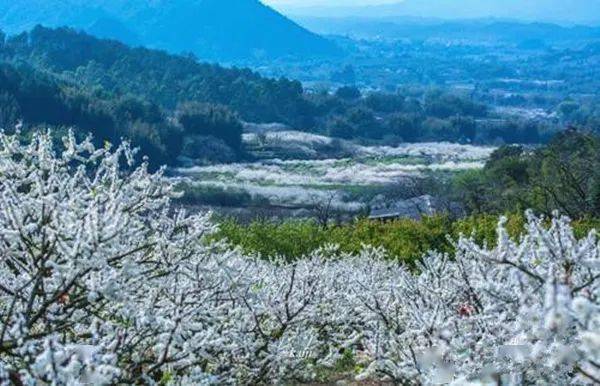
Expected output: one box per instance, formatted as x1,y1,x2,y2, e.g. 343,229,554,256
0,0,340,61
0,26,314,168
0,26,311,125
0,26,560,170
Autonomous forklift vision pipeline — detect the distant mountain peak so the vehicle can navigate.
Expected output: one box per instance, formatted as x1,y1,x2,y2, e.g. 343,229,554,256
0,0,340,62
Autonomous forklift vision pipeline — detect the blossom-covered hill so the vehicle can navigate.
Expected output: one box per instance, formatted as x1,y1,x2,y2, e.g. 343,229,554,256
0,131,598,385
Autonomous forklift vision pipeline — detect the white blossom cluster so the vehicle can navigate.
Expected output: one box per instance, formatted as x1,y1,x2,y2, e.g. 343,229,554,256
0,132,598,385
242,129,496,160
175,141,490,211
340,215,600,385
177,149,488,187
182,159,484,186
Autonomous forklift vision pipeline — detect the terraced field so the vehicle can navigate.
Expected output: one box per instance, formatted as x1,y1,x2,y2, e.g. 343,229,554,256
173,131,495,216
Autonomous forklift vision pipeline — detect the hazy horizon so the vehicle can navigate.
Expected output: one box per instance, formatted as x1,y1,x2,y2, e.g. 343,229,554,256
264,0,400,6
264,0,600,26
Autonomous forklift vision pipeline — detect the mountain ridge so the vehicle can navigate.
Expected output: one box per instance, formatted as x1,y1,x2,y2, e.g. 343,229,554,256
285,0,600,26
294,17,600,43
0,0,340,61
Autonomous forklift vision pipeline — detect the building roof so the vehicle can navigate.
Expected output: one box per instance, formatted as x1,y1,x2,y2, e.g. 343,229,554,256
369,195,436,220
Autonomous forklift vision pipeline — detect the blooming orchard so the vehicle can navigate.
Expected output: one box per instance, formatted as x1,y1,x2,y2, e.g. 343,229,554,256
0,131,598,385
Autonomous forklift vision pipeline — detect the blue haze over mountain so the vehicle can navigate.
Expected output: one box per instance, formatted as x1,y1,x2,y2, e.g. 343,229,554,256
0,0,340,61
287,0,600,26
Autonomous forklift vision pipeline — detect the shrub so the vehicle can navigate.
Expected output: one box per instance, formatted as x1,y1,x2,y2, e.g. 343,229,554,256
180,135,237,164
176,183,265,207
215,215,465,264
215,214,600,265
176,102,243,152
335,86,361,100
454,131,600,218
216,218,329,261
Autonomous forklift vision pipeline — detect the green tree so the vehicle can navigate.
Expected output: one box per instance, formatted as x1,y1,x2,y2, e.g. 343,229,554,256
0,92,20,129
335,86,361,100
365,93,405,113
450,115,477,142
529,129,600,218
177,102,244,153
558,99,580,120
387,113,423,142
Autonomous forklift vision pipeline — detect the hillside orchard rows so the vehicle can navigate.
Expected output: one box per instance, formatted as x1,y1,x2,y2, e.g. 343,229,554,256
0,132,598,385
176,138,494,211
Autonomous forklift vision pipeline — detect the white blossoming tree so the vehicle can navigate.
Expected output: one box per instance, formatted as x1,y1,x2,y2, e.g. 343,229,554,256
349,215,600,385
0,131,339,384
0,130,598,385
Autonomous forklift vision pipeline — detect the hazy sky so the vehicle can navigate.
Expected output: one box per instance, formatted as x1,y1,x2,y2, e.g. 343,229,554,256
264,0,600,25
263,0,400,7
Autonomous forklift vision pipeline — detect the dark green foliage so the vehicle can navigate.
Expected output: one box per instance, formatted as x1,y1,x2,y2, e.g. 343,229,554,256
451,116,477,142
335,86,361,100
562,99,600,133
348,108,384,139
0,62,115,138
323,87,544,144
386,113,422,142
451,130,600,219
487,120,542,144
529,130,600,218
326,107,385,140
451,170,492,214
0,61,183,169
180,136,237,164
365,93,405,113
326,117,355,140
0,25,573,170
176,184,269,208
212,213,600,263
424,91,487,119
0,91,20,129
177,103,243,152
421,117,457,141
11,72,180,168
2,26,313,127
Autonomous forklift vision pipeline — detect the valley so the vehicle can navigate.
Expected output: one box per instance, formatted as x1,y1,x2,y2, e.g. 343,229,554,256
173,128,494,220
0,1,599,384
